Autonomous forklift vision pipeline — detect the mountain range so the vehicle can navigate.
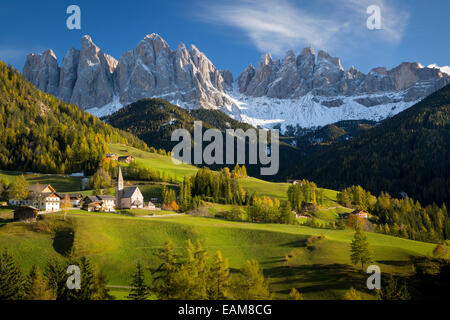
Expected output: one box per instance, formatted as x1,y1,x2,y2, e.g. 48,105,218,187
23,33,450,129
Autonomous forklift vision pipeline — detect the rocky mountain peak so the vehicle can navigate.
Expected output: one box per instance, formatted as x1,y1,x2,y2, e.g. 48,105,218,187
23,34,234,112
23,49,60,96
257,53,274,70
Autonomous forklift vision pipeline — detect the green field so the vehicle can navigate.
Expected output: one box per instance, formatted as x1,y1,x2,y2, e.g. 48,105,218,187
0,212,436,300
0,144,440,300
107,144,198,182
0,170,84,193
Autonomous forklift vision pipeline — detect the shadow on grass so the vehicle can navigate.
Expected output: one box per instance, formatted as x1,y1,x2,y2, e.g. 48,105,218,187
265,263,369,295
377,260,411,267
53,228,75,256
0,218,13,227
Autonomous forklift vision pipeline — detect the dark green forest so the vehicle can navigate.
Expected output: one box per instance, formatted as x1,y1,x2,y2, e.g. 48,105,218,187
103,98,301,179
0,61,147,174
287,84,450,207
103,98,253,152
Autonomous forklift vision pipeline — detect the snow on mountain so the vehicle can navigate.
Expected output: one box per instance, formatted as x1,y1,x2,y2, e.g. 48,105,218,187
427,64,450,75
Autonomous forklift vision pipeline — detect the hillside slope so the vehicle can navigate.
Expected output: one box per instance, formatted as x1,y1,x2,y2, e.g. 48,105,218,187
0,61,147,174
287,84,450,206
103,98,301,179
0,213,436,300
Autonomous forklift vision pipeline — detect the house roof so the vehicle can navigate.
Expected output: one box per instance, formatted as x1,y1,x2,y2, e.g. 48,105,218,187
118,155,134,160
97,195,115,200
351,210,369,214
68,193,83,199
84,196,100,203
29,184,56,194
14,206,39,212
40,192,62,199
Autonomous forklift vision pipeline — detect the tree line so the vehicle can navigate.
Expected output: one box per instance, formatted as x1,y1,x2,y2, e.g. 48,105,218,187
127,240,273,300
0,249,112,300
337,185,450,243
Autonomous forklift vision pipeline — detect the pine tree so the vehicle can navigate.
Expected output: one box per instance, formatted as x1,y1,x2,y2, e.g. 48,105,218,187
45,259,71,300
151,240,181,299
208,251,231,300
350,225,374,271
78,257,96,300
280,201,295,225
343,287,363,300
235,260,271,300
376,275,410,300
289,288,304,300
25,265,55,300
0,248,25,300
93,270,114,300
127,261,150,300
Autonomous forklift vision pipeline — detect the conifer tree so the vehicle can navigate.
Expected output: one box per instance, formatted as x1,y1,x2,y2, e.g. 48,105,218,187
235,259,271,300
280,201,295,225
151,240,181,299
343,287,363,300
350,225,374,271
127,261,150,300
93,269,114,300
376,275,410,300
0,248,25,300
25,265,55,300
289,288,304,300
208,251,231,300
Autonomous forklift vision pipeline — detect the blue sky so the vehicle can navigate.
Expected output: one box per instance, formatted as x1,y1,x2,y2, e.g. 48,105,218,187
0,0,449,77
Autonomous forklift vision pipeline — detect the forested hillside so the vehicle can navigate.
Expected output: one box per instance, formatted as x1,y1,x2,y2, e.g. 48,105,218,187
0,61,147,174
103,98,301,179
103,98,253,151
288,84,450,207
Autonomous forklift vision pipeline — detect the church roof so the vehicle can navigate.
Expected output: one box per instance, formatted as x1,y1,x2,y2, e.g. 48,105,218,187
121,187,140,199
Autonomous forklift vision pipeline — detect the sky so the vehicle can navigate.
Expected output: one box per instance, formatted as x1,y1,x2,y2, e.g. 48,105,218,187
0,0,449,77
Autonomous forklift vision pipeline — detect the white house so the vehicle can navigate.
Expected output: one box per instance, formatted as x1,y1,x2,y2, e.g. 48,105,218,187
97,195,116,212
9,184,61,212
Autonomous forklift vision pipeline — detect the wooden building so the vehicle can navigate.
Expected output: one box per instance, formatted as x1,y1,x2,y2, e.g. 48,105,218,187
118,155,135,164
14,206,39,222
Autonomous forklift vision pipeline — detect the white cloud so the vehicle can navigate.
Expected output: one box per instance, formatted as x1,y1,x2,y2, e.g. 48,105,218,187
198,0,409,55
0,48,26,61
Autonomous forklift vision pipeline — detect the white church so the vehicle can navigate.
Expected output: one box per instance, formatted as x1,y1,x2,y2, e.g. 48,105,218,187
116,166,144,209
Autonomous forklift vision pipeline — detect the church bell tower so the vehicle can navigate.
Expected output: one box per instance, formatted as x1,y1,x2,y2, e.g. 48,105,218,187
116,166,124,208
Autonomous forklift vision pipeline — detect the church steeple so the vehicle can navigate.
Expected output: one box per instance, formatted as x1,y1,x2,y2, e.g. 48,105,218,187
117,166,124,191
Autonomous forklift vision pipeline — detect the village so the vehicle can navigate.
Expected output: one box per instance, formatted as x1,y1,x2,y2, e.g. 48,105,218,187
9,158,161,222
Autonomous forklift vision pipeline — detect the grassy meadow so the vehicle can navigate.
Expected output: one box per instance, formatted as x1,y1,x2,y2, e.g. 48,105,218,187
0,144,441,300
0,212,436,300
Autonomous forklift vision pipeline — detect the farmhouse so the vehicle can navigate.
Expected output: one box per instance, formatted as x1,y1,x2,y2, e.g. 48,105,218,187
116,166,144,209
352,210,369,219
9,184,61,212
118,155,135,164
14,206,39,222
97,195,116,212
147,201,157,210
62,193,83,207
106,153,118,161
82,195,116,212
82,196,103,212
